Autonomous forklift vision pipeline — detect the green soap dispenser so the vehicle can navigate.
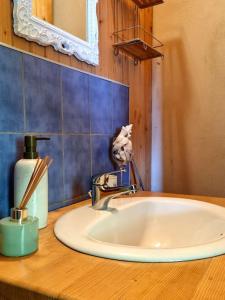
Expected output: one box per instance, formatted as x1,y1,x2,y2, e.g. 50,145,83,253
14,136,50,229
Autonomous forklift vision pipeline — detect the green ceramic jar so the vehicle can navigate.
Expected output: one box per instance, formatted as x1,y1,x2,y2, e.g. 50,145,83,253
0,213,39,257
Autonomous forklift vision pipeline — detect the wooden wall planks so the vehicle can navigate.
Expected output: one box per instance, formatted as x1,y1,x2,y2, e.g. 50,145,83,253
0,0,152,189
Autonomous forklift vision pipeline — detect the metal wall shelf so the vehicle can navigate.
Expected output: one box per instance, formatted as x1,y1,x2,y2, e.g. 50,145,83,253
113,26,163,64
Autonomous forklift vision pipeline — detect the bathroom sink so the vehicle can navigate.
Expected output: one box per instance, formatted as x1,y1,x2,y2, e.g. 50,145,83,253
54,197,225,262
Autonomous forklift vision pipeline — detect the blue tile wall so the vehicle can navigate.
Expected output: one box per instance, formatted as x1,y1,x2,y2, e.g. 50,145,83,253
0,47,24,132
113,84,129,131
24,55,62,133
0,134,23,216
91,135,114,175
0,44,129,218
89,76,114,134
63,135,91,200
62,68,90,133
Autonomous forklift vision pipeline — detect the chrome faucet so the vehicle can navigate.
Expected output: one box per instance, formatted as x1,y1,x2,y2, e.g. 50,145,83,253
93,187,136,210
89,169,137,210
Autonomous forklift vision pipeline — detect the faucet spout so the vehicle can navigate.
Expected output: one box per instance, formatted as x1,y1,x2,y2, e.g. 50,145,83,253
93,184,137,210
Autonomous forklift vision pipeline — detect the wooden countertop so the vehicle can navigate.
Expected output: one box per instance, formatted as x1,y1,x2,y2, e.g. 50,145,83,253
1,192,225,300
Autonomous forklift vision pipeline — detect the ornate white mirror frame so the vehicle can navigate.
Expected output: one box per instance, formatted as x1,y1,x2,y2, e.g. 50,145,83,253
13,0,99,65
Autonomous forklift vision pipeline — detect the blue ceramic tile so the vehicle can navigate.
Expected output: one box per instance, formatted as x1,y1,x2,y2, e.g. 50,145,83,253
63,135,91,200
0,46,24,132
23,54,62,133
37,135,64,210
113,83,129,132
89,77,113,134
62,68,89,133
91,135,115,176
0,134,23,218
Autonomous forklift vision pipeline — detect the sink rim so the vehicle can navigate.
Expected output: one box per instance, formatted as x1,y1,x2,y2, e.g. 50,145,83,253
54,197,225,262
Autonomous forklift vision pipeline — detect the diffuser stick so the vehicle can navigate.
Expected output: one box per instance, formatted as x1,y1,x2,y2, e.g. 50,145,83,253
19,158,52,209
18,156,52,209
31,157,41,180
21,157,48,206
20,157,52,209
21,158,41,205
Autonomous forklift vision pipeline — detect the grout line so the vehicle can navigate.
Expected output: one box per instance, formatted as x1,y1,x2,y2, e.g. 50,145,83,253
60,67,64,135
60,68,66,201
111,82,115,134
0,42,129,88
88,76,93,177
21,54,26,132
90,134,93,177
88,75,91,135
0,132,24,135
61,134,66,204
0,132,114,136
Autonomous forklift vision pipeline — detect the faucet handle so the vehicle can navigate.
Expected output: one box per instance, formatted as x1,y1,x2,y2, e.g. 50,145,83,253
93,168,126,187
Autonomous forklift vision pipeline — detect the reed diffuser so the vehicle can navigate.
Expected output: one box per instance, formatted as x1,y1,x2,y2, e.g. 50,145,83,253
0,156,52,257
18,156,52,210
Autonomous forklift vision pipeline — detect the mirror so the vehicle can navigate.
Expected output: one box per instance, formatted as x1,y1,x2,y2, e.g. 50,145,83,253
13,0,99,65
32,0,87,41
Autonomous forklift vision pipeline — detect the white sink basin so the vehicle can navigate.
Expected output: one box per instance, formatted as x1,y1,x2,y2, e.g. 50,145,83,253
54,197,225,262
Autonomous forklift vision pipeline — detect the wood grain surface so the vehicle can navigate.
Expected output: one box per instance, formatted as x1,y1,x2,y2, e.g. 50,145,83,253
1,192,225,299
0,0,153,189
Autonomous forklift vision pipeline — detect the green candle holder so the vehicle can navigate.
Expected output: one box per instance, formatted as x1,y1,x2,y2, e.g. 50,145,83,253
0,208,39,257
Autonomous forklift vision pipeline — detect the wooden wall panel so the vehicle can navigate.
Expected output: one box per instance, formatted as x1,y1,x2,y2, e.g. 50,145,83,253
0,0,152,189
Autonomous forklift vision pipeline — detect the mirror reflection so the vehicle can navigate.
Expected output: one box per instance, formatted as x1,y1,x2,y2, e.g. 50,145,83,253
32,0,87,41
